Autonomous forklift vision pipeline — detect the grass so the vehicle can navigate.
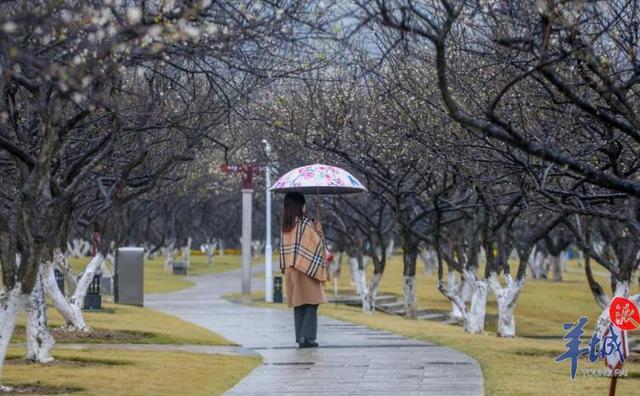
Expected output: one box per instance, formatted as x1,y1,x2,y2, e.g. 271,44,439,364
4,347,260,396
70,253,245,294
229,255,640,396
11,301,232,346
2,253,260,394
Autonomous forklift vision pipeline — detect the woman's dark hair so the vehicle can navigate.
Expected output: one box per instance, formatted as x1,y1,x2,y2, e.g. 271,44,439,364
282,192,305,232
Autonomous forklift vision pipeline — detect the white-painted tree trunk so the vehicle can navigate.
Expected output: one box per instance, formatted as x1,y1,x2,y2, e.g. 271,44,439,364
478,247,487,266
549,254,563,281
218,239,225,256
420,249,437,275
162,242,176,270
330,252,342,301
577,250,584,268
348,256,359,289
181,237,192,269
55,253,78,296
437,270,487,334
403,275,417,318
251,240,265,259
355,268,372,313
489,273,525,337
527,248,546,279
385,240,395,258
460,273,475,304
0,285,28,390
201,240,218,265
366,273,382,313
464,279,488,334
67,238,90,258
437,278,467,320
25,267,54,363
448,270,463,319
594,281,640,338
43,253,105,332
143,244,156,261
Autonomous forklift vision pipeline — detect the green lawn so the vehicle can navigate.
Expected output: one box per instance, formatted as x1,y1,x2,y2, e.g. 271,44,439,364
4,348,260,396
230,255,640,396
141,254,246,294
3,253,261,394
5,301,261,395
69,253,245,294
11,301,232,346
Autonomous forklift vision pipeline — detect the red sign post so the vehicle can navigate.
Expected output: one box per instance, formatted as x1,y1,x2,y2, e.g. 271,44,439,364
606,296,639,396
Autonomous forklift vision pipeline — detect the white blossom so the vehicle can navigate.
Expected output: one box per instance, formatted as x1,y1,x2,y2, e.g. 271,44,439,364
126,7,142,24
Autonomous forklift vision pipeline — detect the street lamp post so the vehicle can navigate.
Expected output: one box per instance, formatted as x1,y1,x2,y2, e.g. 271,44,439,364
262,140,273,303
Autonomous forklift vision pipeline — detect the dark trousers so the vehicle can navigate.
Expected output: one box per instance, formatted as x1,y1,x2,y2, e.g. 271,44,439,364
294,304,318,343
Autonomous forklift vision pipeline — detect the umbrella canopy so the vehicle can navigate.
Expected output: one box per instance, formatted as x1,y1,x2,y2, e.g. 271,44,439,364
270,164,366,195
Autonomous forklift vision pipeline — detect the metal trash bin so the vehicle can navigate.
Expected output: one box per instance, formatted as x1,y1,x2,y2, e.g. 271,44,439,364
83,275,102,310
172,261,187,275
114,247,144,306
273,276,283,303
54,269,65,295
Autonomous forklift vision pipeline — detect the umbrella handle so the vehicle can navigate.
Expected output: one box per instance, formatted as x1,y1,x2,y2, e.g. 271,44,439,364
316,186,321,223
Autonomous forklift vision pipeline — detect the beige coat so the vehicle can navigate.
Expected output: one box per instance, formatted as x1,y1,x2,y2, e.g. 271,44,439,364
284,266,327,308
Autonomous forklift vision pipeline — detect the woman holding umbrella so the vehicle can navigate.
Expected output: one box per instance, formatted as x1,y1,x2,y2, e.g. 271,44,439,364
273,164,367,349
280,192,327,348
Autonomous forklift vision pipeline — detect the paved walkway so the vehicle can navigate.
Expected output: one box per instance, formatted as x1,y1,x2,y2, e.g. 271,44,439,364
49,343,258,357
145,269,483,395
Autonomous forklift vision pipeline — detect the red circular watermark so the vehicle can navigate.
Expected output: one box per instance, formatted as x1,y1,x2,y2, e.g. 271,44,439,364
609,296,640,331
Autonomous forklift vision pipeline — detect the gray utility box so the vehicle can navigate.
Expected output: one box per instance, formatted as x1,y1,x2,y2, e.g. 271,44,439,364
114,247,144,306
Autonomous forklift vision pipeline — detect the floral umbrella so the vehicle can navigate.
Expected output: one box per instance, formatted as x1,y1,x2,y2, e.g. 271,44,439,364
270,163,366,195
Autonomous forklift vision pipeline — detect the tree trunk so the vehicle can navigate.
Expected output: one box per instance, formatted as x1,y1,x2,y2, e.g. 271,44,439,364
464,279,488,334
594,281,640,338
420,248,437,275
362,255,370,272
162,242,175,270
460,273,475,305
488,273,525,337
25,268,54,363
351,254,375,314
365,273,382,313
527,249,546,279
585,254,610,309
437,269,488,334
43,253,104,332
181,237,192,269
206,240,217,265
402,247,418,318
355,265,371,313
549,254,563,281
448,270,463,319
0,285,28,389
348,256,359,289
403,275,417,318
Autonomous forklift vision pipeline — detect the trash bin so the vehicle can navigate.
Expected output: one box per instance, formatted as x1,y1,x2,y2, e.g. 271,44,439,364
114,247,144,306
54,269,65,295
273,276,283,303
83,275,102,310
172,261,187,275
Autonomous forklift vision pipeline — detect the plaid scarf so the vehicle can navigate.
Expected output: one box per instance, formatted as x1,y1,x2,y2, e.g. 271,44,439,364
280,217,327,282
